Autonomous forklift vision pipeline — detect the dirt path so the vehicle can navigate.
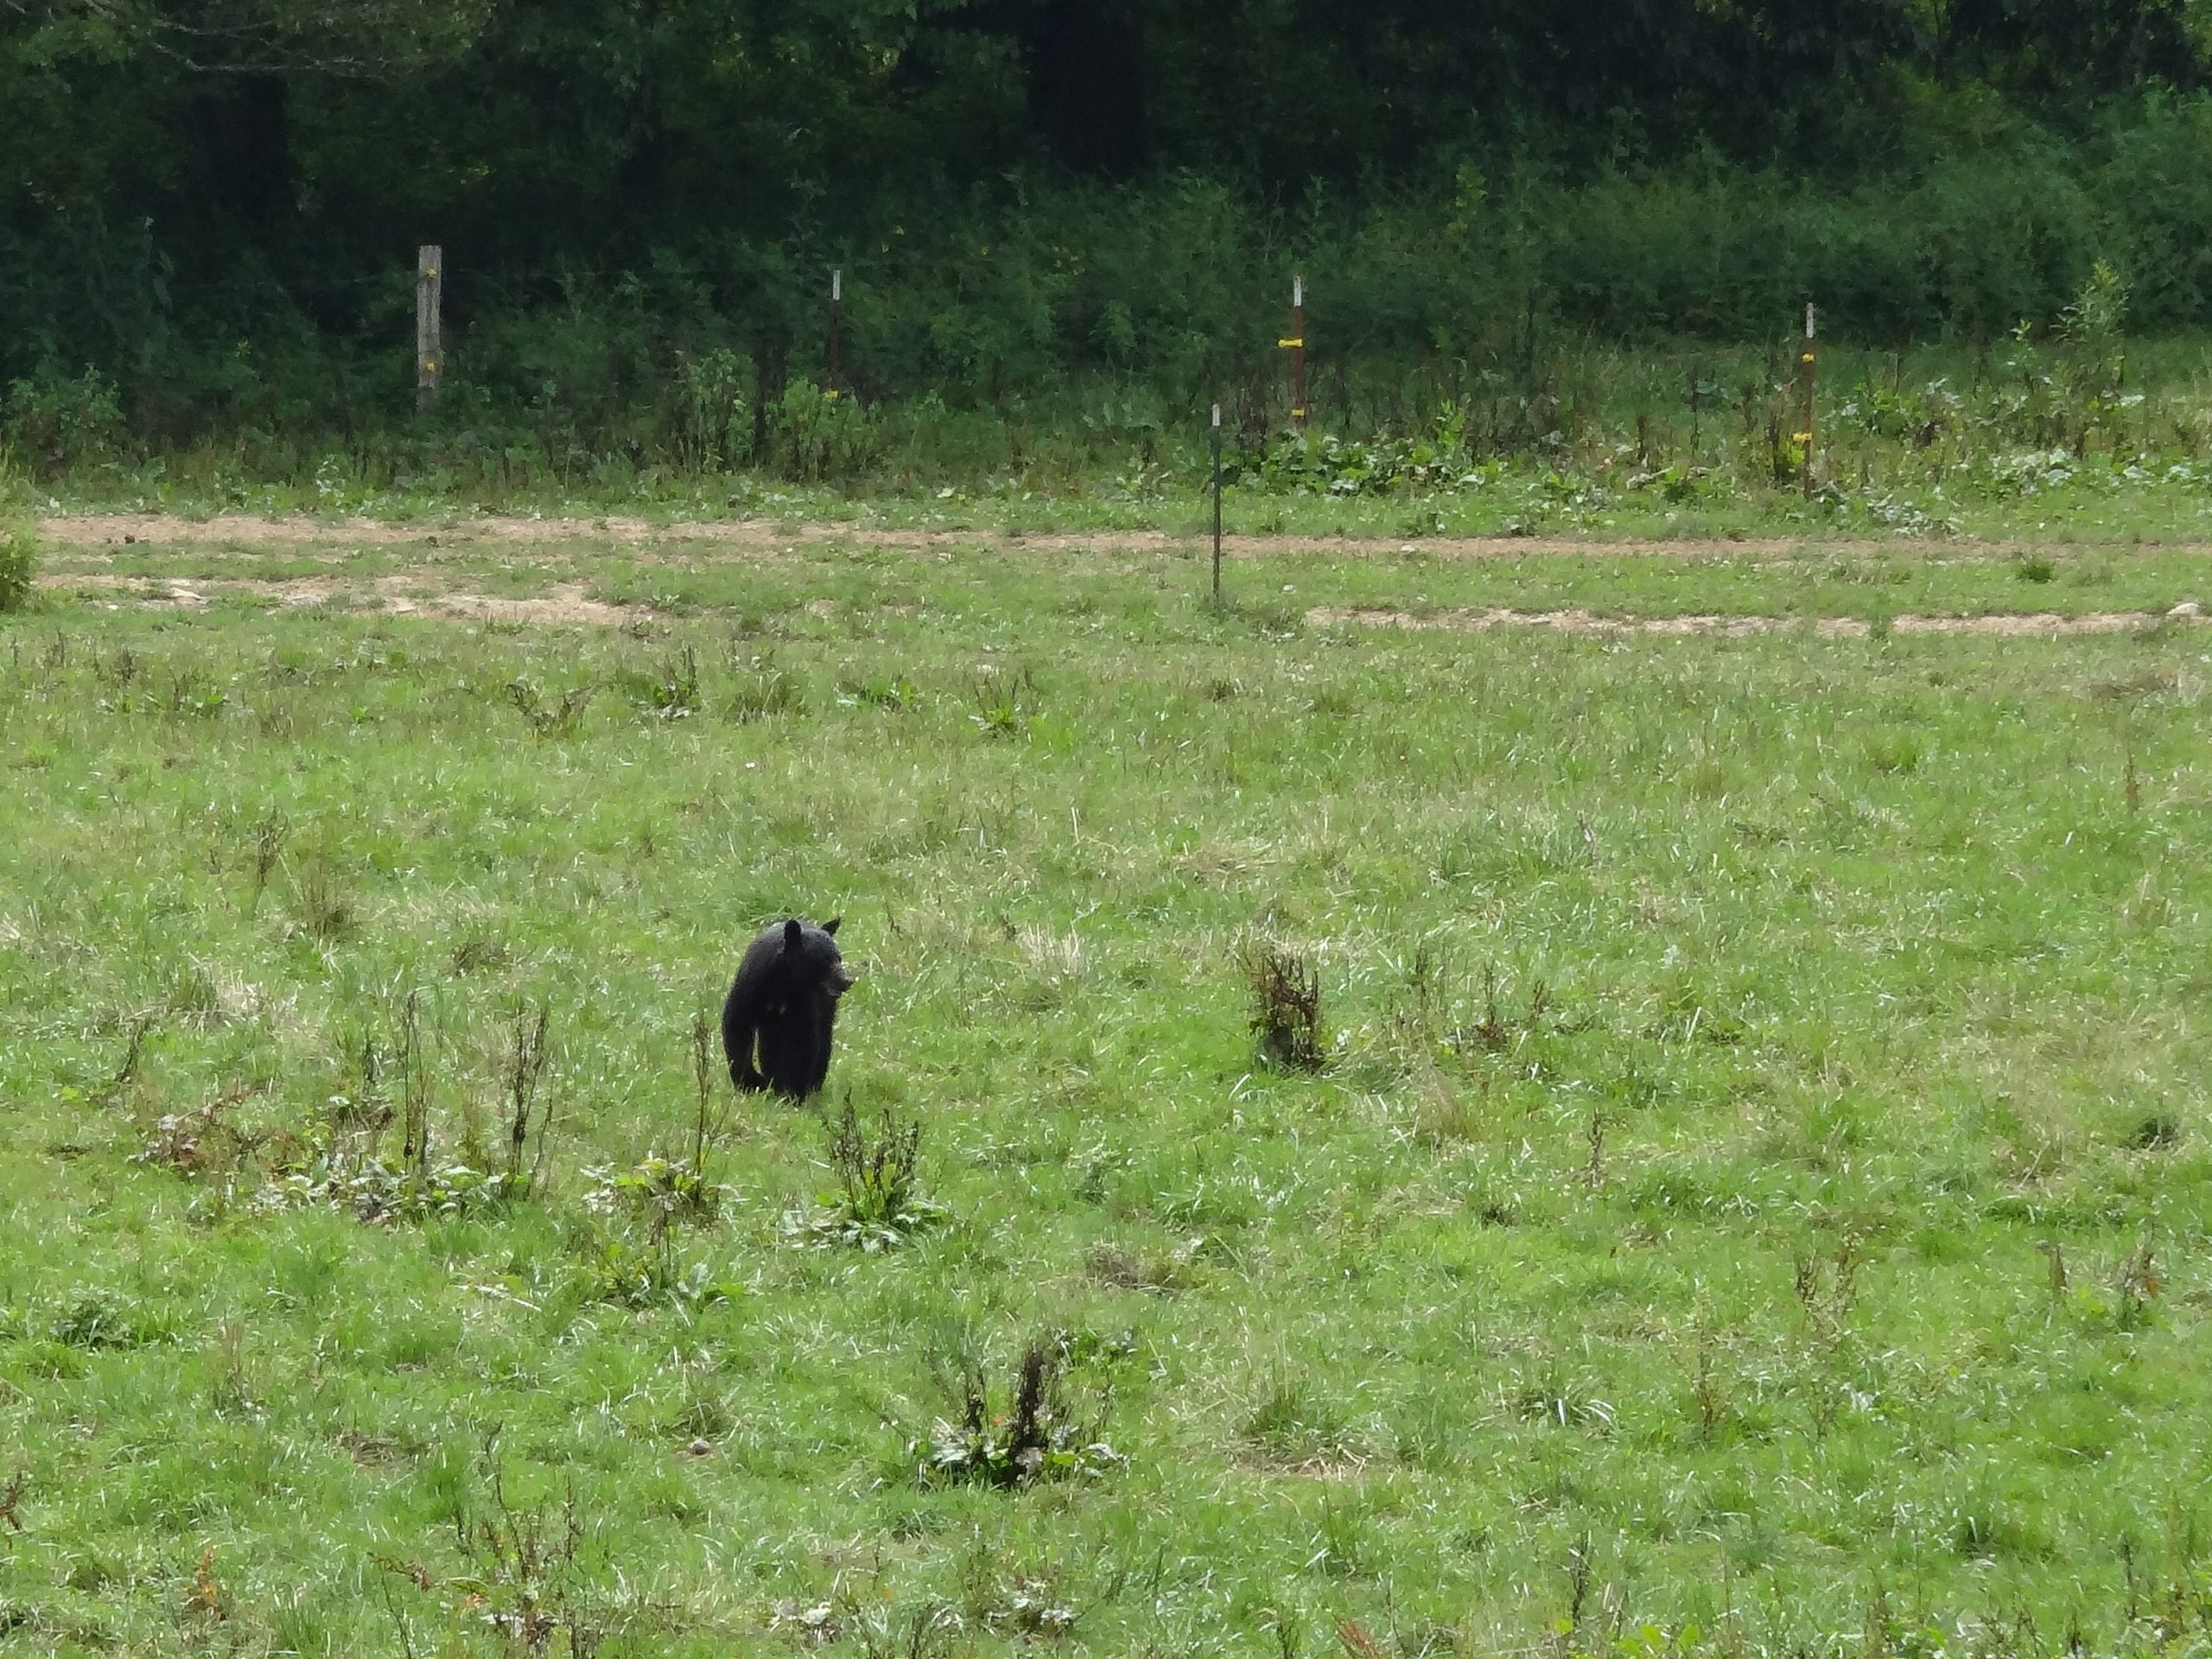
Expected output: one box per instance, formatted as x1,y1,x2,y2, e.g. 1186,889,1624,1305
42,510,2196,563
38,563,2209,638
1308,604,2209,639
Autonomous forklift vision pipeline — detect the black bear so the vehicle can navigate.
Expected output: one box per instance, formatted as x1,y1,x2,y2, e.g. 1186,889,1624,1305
721,917,856,1099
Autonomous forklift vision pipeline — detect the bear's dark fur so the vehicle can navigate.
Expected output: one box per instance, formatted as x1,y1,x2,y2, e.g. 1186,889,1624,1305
721,917,856,1099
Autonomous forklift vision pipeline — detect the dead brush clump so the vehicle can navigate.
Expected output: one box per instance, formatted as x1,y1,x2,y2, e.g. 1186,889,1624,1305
1453,964,1556,1056
1411,1071,1485,1147
1084,1239,1201,1294
495,999,556,1200
1240,937,1325,1071
244,810,288,915
259,993,559,1224
1386,937,1447,1061
288,856,356,944
374,1427,606,1657
448,928,512,976
130,1087,265,1178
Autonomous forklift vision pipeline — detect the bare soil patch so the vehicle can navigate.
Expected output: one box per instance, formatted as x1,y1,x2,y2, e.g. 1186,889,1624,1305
1309,606,2209,639
42,511,2166,563
47,569,639,627
44,563,2202,640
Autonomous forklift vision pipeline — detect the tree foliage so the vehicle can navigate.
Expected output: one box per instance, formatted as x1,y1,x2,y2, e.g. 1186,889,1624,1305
1,0,2208,446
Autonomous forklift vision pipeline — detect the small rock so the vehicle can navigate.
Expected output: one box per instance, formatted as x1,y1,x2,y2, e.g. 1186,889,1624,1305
2170,600,2202,619
685,1437,713,1459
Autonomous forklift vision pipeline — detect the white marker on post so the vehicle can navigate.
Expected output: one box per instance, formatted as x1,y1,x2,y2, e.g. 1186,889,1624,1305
834,270,842,302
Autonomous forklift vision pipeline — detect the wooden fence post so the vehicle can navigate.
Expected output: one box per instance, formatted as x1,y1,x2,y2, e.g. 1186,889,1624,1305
1211,403,1224,602
416,245,442,413
1284,275,1307,429
828,269,843,398
1798,302,1816,497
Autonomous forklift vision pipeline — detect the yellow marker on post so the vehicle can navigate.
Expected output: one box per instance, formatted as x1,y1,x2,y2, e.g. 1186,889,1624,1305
1797,302,1817,497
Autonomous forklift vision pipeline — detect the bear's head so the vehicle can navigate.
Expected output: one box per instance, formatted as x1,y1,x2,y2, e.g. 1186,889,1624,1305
784,916,857,998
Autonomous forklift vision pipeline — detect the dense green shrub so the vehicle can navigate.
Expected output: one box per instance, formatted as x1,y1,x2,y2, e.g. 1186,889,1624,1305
0,513,35,612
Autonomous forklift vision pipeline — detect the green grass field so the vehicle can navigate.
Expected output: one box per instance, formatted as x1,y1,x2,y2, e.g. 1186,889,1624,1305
2,522,2209,1656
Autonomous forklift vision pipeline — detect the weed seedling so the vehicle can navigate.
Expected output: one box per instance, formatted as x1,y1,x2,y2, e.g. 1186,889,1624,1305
969,664,1040,738
498,1001,554,1199
726,649,804,721
96,1012,156,1107
621,645,701,721
2117,1242,2162,1329
2035,1239,2069,1305
245,809,288,915
505,678,594,738
290,858,356,942
397,990,431,1185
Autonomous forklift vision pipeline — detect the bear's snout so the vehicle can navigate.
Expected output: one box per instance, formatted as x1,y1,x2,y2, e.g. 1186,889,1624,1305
828,963,858,995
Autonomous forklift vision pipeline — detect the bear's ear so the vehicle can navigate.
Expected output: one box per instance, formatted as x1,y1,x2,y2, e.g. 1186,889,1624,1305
823,916,841,936
783,918,804,949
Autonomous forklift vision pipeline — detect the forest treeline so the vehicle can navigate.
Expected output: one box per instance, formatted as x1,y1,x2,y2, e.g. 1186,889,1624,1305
3,0,2211,461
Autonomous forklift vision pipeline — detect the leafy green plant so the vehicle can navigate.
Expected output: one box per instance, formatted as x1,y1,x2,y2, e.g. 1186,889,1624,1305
2,367,126,477
573,1227,741,1310
783,1097,946,1251
725,649,804,722
616,646,701,721
969,664,1039,739
773,379,880,483
839,671,918,710
581,1014,734,1229
0,512,34,612
2059,260,2130,368
915,1338,1122,1488
1236,409,1479,498
671,347,753,473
